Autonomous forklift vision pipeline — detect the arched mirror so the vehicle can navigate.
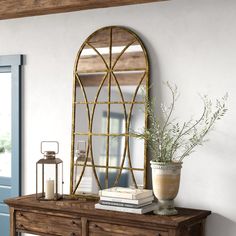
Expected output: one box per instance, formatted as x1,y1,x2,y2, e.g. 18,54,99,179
70,26,149,197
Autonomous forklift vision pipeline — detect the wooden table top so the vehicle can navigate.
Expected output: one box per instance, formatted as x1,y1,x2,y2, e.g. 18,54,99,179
5,194,211,228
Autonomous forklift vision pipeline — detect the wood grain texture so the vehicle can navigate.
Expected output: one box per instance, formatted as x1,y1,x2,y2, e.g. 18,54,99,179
77,52,146,74
15,210,81,235
9,207,16,236
0,0,167,20
81,217,88,236
5,194,211,236
89,221,168,236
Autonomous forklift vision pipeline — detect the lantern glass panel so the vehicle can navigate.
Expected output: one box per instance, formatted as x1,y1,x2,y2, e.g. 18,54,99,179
36,160,63,200
57,162,63,198
36,163,43,199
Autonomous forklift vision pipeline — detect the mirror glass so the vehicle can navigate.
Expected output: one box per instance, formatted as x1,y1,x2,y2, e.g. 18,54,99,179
70,26,149,196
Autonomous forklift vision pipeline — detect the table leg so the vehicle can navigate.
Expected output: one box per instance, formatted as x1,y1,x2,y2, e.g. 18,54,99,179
9,207,17,236
201,220,206,236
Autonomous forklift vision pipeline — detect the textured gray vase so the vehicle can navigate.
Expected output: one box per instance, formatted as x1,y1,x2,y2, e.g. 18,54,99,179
150,161,182,216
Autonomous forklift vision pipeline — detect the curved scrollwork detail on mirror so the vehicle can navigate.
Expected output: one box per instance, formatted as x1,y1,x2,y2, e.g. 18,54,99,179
70,26,149,197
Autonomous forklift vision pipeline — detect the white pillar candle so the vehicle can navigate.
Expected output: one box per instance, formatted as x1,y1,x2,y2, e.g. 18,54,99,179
45,179,54,199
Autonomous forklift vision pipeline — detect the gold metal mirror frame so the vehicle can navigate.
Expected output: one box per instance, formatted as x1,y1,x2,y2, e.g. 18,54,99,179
70,26,149,197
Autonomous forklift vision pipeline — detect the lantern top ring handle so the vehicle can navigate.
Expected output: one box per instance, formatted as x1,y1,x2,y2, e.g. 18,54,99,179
40,141,59,154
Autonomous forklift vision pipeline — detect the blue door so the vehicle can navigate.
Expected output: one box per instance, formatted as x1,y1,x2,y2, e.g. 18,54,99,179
0,55,23,236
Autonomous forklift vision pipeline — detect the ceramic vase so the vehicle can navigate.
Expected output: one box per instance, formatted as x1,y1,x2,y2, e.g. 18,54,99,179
150,161,182,216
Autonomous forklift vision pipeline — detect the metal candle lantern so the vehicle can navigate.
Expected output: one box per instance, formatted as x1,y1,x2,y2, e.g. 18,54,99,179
36,141,63,200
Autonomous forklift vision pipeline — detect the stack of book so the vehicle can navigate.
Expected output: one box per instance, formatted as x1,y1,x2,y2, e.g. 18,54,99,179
95,187,155,214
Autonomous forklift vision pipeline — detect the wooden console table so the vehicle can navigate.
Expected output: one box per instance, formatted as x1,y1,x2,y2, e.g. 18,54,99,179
5,195,211,236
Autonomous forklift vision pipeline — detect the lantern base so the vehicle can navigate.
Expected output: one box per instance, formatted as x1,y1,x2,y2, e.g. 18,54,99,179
36,193,63,201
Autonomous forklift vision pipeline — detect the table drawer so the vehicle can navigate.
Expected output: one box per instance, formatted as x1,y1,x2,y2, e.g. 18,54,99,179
89,221,168,236
16,210,81,236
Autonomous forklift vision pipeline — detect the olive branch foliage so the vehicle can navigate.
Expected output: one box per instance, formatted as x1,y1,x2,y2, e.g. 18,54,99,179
133,82,228,163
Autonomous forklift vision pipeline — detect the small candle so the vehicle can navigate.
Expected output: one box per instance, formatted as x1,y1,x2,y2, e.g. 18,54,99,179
45,179,54,199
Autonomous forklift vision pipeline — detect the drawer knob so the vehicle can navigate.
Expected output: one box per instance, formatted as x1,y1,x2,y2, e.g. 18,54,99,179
70,233,76,236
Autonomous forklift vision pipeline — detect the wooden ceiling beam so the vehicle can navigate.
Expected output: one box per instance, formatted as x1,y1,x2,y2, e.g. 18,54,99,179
0,0,166,20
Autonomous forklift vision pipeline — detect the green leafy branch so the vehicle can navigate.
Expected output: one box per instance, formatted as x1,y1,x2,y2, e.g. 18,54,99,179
133,82,228,163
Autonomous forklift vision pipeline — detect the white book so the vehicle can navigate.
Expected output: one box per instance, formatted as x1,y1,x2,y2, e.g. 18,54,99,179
100,196,154,205
99,200,153,208
95,202,156,214
99,187,153,200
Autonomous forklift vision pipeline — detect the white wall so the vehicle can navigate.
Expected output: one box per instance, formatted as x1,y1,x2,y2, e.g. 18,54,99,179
0,0,236,235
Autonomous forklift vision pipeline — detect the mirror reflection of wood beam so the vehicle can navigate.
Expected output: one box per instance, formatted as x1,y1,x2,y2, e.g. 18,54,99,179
78,52,146,76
